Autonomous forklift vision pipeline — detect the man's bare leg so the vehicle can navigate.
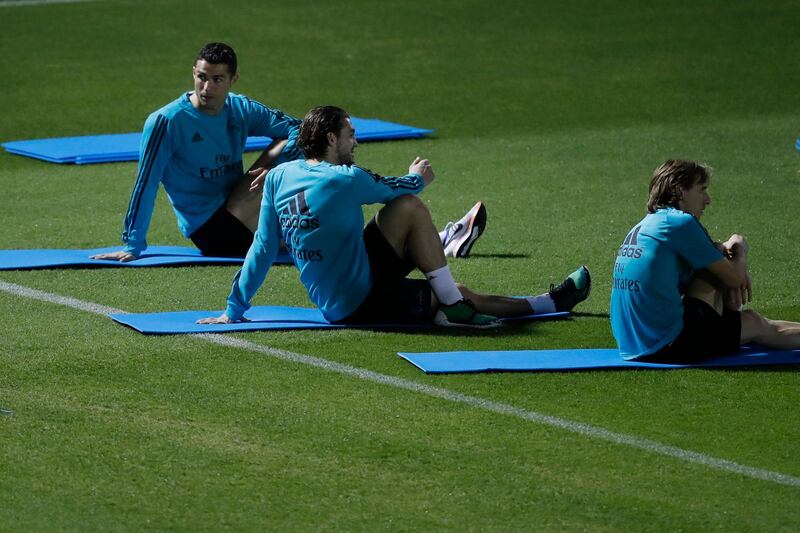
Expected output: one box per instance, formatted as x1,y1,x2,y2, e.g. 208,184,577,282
375,195,588,318
684,272,725,313
226,139,288,232
456,285,536,317
376,194,447,274
741,311,800,349
686,272,800,349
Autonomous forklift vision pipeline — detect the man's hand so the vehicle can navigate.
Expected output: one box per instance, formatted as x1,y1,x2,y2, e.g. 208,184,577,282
409,157,435,185
247,139,289,192
90,250,136,262
196,313,242,325
725,270,753,311
248,167,268,192
722,234,749,259
740,270,753,305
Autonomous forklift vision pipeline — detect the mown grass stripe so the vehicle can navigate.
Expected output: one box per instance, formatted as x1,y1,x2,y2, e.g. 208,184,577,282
0,0,94,6
2,278,799,489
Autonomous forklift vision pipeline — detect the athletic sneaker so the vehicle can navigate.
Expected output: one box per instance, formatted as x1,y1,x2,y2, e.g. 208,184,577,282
548,266,592,312
434,299,502,328
441,201,487,258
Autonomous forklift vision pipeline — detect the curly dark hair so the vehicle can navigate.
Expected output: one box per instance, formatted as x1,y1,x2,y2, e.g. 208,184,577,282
195,42,237,76
646,159,712,213
297,106,349,159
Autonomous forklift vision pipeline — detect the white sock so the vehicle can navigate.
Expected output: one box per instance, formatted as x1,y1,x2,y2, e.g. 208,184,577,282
425,265,462,306
525,294,555,314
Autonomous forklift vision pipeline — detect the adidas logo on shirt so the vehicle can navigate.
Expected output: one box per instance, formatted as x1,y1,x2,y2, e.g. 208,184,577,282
191,132,203,142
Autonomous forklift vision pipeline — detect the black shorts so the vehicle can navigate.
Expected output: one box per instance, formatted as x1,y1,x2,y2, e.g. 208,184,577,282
190,205,254,258
335,218,434,325
643,297,742,363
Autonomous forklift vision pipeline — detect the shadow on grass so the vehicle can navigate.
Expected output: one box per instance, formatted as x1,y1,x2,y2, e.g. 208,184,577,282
717,365,800,373
571,311,610,319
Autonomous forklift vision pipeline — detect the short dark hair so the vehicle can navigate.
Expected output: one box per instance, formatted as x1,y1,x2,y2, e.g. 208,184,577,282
196,42,237,76
298,106,350,159
646,159,712,213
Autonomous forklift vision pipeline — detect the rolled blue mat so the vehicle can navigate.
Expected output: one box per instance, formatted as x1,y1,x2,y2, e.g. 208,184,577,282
2,118,433,165
0,245,291,270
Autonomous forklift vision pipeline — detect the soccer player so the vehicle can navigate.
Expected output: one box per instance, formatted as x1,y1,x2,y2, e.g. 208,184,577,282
92,42,486,262
610,159,800,361
92,42,304,262
199,105,591,328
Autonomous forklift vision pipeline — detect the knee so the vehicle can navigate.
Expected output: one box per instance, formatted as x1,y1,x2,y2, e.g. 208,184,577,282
387,194,429,218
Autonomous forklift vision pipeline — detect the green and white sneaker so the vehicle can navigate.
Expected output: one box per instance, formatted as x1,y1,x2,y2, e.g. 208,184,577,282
434,299,502,328
548,266,592,312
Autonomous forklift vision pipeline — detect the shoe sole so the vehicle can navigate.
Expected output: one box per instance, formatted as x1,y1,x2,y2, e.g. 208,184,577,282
454,202,487,258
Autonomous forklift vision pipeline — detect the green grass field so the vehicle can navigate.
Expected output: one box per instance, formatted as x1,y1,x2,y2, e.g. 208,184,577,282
2,0,799,530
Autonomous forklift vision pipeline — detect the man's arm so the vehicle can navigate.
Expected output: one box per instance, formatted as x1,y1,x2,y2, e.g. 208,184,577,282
241,99,303,193
705,234,752,308
91,113,173,261
198,180,282,324
350,157,433,206
247,139,288,192
246,99,303,160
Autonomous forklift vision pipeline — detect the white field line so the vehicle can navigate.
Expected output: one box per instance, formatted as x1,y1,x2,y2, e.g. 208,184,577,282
0,0,94,7
2,278,799,489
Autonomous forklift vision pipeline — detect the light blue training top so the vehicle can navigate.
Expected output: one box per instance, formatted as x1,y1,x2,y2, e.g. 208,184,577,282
225,159,425,322
121,92,302,256
610,208,723,359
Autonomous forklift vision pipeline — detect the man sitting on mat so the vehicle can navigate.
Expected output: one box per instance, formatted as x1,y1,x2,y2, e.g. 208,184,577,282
92,42,485,262
91,42,302,262
199,105,591,328
610,159,800,361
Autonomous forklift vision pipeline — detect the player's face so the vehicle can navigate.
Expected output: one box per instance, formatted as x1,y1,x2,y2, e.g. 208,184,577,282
192,60,237,115
334,118,358,165
679,180,711,219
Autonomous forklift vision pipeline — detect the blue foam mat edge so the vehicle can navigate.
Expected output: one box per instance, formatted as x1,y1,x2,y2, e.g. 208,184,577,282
398,345,800,373
0,245,291,270
108,308,570,334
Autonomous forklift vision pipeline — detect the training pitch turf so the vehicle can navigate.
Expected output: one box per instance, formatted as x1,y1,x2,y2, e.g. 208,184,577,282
1,0,799,530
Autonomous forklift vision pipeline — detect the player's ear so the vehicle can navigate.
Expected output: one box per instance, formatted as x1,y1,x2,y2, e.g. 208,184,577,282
231,72,239,85
326,131,337,146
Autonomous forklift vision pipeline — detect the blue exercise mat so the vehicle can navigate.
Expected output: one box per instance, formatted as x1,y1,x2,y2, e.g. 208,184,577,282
2,118,434,165
109,307,570,334
0,245,291,270
398,345,800,373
